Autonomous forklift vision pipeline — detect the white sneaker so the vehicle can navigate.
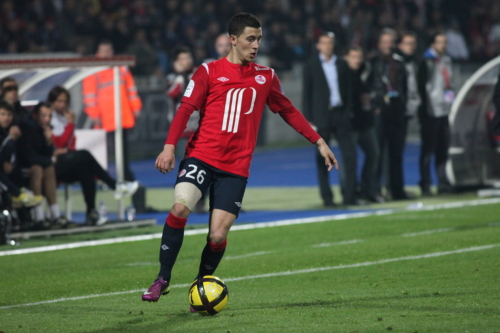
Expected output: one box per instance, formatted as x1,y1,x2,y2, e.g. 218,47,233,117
114,181,139,200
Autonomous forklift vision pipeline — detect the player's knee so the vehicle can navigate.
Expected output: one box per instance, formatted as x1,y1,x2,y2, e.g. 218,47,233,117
208,231,227,245
171,203,190,219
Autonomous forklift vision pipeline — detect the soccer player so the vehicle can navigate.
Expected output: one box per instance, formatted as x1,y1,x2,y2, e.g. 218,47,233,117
142,13,337,306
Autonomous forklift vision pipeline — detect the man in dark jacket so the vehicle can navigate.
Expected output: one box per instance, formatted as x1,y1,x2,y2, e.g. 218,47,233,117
302,32,358,206
344,45,380,203
367,28,409,200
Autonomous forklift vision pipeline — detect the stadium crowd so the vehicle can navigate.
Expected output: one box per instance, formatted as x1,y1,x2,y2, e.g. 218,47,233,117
1,0,500,75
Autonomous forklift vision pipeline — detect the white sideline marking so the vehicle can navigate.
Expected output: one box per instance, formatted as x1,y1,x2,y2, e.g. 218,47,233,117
1,243,498,310
1,197,500,257
312,239,363,247
225,251,273,260
402,228,455,238
125,262,157,266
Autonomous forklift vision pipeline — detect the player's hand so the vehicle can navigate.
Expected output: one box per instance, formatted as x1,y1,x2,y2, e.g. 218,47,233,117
64,111,75,123
8,125,21,140
155,144,176,174
316,138,338,172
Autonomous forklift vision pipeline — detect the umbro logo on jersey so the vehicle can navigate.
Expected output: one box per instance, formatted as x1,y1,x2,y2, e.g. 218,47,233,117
218,77,229,82
235,202,242,207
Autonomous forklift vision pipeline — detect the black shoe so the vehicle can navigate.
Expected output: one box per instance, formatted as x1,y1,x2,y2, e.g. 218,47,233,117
50,216,69,229
345,198,369,206
367,194,385,203
421,188,433,197
33,219,50,231
323,201,337,207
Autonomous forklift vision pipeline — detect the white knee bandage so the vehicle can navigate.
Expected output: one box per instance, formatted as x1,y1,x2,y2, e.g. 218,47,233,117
174,182,203,212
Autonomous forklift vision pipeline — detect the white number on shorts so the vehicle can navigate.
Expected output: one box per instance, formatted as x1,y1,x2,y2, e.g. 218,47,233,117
197,170,206,184
186,164,198,179
186,164,206,184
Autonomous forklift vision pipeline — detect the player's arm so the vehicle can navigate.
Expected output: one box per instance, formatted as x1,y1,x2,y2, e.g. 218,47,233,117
156,65,209,174
267,74,338,171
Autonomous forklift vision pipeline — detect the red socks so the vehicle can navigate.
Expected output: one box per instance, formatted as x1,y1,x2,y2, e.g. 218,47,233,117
208,239,227,252
166,212,187,229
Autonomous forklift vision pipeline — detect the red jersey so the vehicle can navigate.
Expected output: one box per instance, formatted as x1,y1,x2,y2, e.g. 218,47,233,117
166,57,320,177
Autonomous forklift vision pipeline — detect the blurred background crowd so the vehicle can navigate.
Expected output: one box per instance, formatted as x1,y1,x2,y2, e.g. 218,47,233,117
1,0,500,75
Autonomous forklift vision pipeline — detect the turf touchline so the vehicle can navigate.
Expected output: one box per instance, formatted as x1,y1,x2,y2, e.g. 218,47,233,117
1,243,499,310
401,228,455,237
1,197,499,257
312,239,363,247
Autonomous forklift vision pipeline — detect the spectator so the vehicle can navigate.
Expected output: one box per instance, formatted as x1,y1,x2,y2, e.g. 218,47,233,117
344,45,380,203
83,40,142,182
417,32,453,195
302,32,358,206
0,78,29,125
0,101,43,210
204,34,231,63
367,28,408,200
166,47,196,159
126,29,159,76
445,21,469,60
16,102,70,230
395,31,421,131
48,86,139,225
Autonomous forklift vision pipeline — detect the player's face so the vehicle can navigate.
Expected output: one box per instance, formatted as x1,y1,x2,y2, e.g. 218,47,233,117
53,93,69,114
316,36,334,58
398,36,417,56
215,35,231,58
0,108,13,128
432,35,447,55
378,33,394,56
345,50,363,70
231,27,262,63
37,106,52,127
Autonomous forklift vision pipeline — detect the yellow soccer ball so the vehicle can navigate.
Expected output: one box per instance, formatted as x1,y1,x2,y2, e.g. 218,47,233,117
188,275,229,315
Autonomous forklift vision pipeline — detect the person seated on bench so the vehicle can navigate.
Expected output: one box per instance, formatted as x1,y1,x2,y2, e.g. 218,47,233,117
47,86,139,225
0,101,43,211
16,102,70,230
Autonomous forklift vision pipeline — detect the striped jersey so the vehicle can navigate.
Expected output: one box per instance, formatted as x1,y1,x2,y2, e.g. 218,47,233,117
166,57,320,177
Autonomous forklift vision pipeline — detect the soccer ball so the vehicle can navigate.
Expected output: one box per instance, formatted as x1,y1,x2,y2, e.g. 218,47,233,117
188,275,229,315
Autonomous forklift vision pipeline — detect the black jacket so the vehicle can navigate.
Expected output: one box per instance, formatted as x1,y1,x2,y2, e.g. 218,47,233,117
346,65,374,131
302,53,350,129
366,52,408,110
16,117,54,168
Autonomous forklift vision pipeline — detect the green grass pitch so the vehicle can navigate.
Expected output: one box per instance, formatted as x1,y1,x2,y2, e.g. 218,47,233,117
1,203,500,332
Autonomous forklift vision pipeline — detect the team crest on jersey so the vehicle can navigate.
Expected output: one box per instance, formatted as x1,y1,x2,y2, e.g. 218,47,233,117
255,75,266,84
178,169,186,177
218,77,229,82
255,66,269,71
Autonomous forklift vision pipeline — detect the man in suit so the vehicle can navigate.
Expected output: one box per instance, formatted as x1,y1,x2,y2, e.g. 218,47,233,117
303,32,358,206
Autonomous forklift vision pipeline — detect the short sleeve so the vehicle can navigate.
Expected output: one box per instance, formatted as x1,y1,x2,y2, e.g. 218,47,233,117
180,64,210,109
266,73,293,113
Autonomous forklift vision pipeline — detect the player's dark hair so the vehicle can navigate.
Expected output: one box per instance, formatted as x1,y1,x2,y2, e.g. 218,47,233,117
47,86,71,104
173,46,192,61
0,100,14,113
430,31,446,45
228,12,261,37
345,44,363,55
